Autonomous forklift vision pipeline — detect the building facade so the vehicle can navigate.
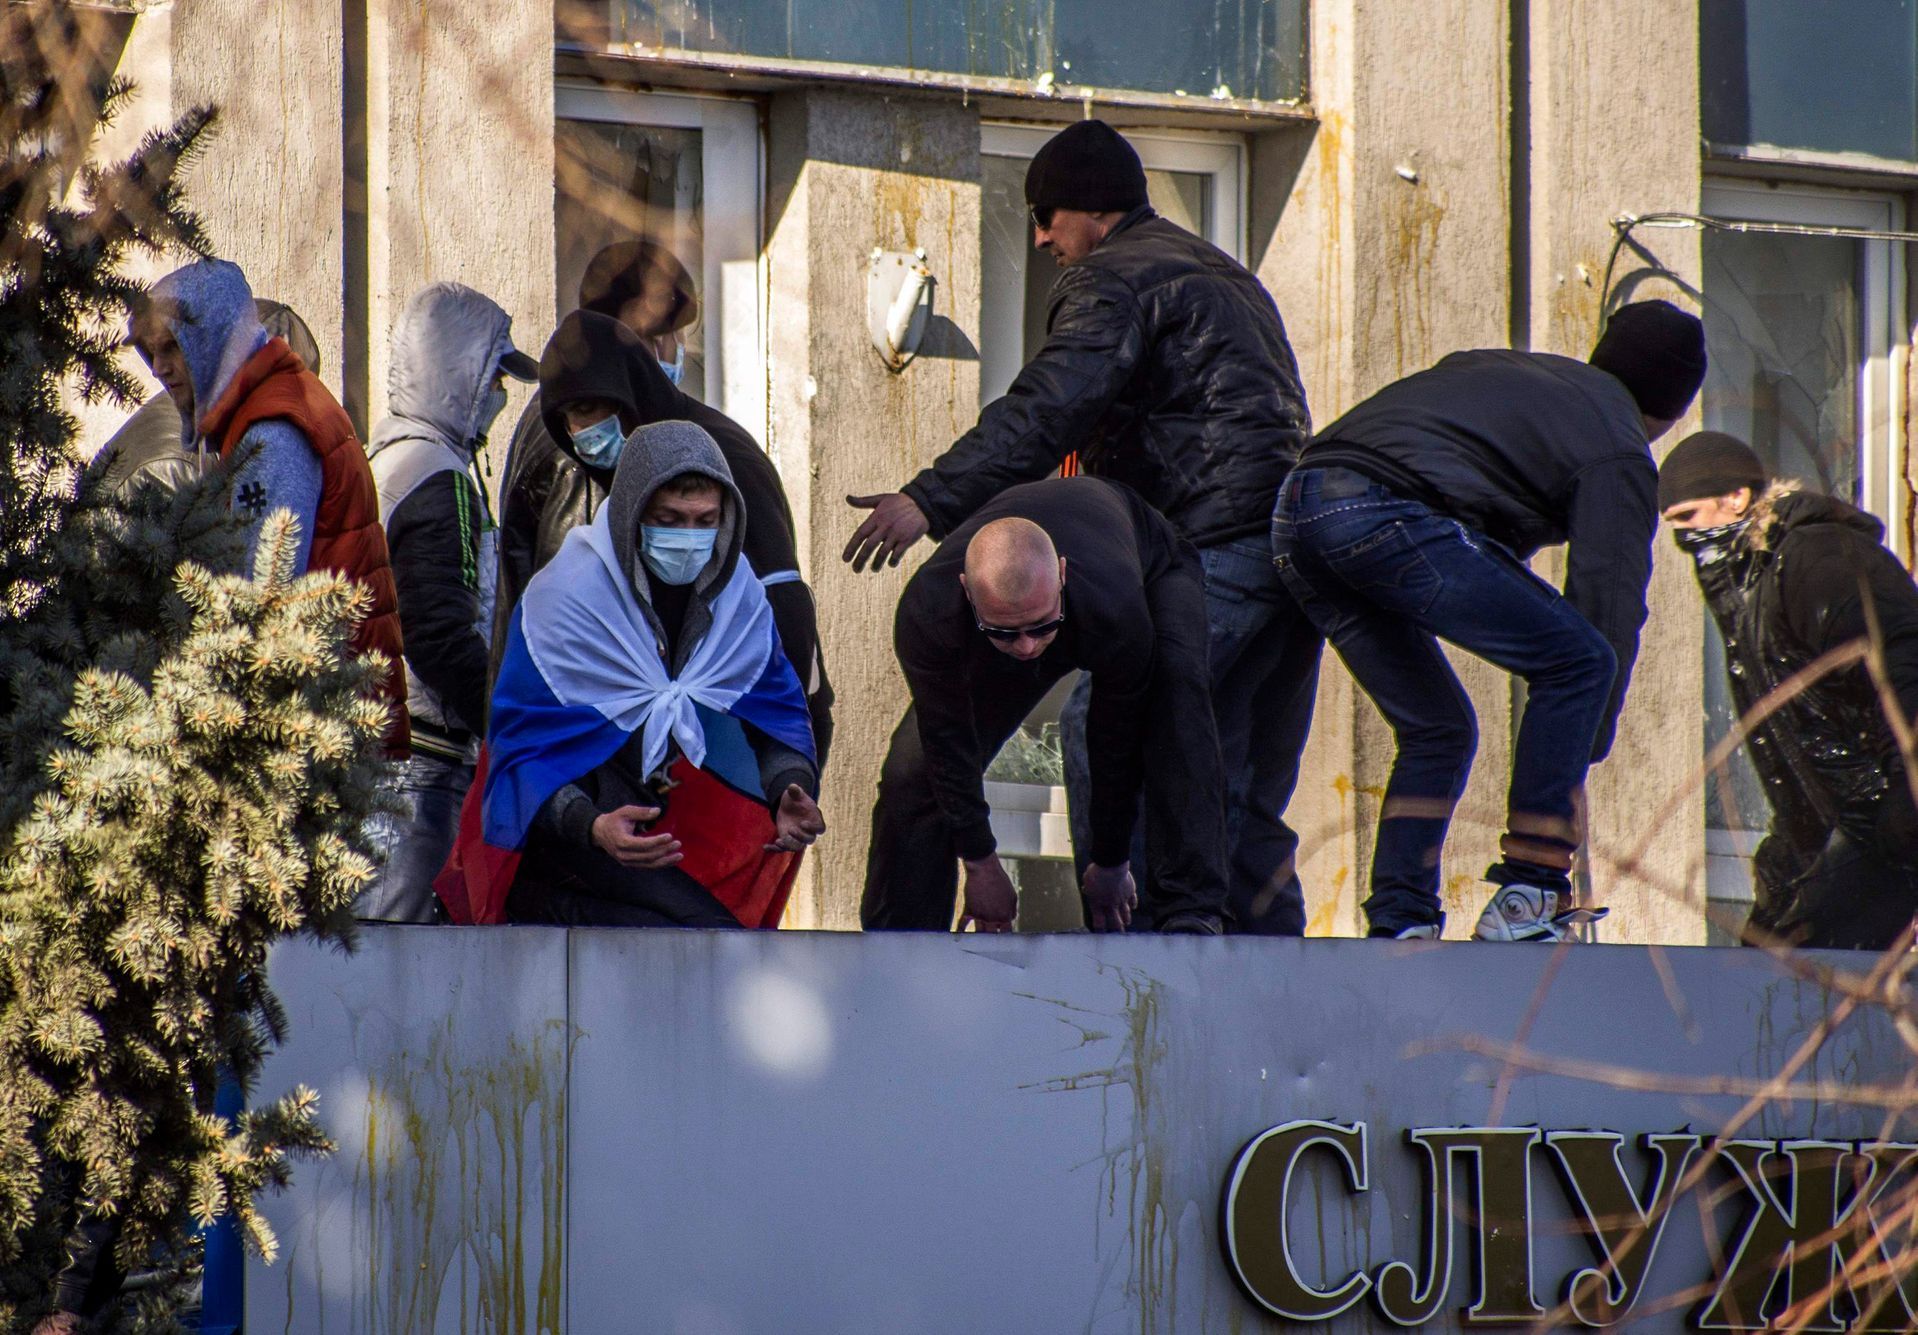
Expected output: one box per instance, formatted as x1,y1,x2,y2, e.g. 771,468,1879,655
81,0,1916,943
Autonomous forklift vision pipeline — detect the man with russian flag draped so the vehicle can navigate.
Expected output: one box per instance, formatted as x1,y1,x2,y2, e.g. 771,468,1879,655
437,421,822,927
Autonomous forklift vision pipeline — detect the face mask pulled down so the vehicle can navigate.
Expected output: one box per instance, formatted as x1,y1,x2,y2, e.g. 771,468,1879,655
641,525,717,586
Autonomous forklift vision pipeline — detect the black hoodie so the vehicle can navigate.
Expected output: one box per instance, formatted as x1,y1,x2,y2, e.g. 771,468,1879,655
497,312,834,760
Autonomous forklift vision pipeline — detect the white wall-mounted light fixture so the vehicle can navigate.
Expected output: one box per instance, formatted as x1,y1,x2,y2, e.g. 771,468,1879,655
869,248,935,371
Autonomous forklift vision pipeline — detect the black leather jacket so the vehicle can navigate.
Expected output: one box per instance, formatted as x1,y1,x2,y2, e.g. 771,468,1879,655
902,207,1310,548
1692,490,1918,882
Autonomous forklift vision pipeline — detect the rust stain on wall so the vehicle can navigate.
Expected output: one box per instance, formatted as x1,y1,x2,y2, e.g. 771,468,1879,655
350,1018,569,1334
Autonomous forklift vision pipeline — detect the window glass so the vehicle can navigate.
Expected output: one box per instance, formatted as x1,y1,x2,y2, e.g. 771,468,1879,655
979,160,1215,397
1701,0,1918,161
554,119,708,401
1696,187,1902,900
593,0,1307,104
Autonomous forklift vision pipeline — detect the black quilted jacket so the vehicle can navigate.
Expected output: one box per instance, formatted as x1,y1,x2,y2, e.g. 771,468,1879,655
902,207,1310,548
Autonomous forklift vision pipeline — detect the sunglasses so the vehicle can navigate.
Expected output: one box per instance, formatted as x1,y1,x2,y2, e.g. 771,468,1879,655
1030,205,1056,231
974,608,1067,642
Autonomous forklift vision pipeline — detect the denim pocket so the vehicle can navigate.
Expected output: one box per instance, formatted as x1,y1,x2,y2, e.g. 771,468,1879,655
1325,521,1443,616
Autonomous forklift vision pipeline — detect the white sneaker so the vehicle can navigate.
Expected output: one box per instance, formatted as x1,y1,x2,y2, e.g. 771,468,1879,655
1473,884,1608,943
1391,923,1440,941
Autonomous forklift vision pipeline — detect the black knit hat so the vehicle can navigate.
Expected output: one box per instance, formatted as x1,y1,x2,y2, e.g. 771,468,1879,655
1024,120,1150,215
1657,431,1769,511
1589,299,1708,420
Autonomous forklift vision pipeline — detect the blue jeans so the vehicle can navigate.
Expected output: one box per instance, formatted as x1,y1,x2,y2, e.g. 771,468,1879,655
1062,536,1322,933
1270,467,1616,934
357,751,471,923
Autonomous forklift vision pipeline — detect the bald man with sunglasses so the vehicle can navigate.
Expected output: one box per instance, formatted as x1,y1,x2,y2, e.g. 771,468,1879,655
863,477,1229,935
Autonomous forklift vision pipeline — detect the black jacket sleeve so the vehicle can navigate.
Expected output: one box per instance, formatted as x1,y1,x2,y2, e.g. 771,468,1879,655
494,411,561,676
725,440,836,767
1082,640,1153,866
897,603,998,860
901,264,1147,539
1780,532,1918,726
1561,455,1658,761
387,472,489,733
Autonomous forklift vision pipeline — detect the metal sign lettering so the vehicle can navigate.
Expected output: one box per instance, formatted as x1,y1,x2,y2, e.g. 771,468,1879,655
1223,1121,1918,1330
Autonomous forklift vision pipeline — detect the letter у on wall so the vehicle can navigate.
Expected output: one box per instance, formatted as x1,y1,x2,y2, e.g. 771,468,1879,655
1223,1121,1918,1330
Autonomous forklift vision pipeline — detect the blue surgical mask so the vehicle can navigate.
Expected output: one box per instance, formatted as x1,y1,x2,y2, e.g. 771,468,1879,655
659,344,685,386
570,414,625,469
477,384,508,438
641,525,717,585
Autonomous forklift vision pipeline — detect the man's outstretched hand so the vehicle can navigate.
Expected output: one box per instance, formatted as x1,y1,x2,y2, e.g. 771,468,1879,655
1082,862,1137,933
766,784,827,853
844,492,930,572
959,853,1018,933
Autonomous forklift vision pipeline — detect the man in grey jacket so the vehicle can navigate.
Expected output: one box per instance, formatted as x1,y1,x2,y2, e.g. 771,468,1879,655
360,283,538,921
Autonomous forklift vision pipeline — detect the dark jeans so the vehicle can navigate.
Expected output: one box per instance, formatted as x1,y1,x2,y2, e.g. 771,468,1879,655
509,830,744,928
1271,467,1617,934
357,750,470,923
1064,536,1323,934
863,550,1229,931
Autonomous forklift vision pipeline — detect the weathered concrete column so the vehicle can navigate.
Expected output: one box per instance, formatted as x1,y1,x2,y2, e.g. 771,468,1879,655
764,91,983,928
1253,0,1516,937
1527,0,1706,944
169,0,347,393
358,0,555,470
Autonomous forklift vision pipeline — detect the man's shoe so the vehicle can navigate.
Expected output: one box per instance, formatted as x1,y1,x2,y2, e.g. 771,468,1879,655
1473,884,1608,943
1366,922,1442,940
1160,912,1225,936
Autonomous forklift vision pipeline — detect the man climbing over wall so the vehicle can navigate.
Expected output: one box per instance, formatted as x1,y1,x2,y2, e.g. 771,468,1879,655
1271,299,1707,943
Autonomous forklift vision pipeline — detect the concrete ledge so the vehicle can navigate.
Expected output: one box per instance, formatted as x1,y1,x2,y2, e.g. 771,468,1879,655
249,928,1905,1332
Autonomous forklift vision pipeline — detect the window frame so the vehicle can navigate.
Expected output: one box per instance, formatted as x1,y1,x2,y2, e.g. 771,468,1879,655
554,82,768,442
976,123,1246,405
1699,179,1909,559
1697,176,1911,909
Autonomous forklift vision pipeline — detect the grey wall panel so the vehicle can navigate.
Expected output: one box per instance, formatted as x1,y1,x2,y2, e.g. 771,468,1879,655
249,926,570,1335
250,931,1909,1333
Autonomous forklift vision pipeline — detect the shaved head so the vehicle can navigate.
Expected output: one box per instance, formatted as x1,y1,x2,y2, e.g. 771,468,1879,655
965,518,1059,602
961,518,1067,660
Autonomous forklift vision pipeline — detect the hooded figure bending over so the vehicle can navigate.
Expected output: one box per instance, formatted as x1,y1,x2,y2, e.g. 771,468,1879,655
437,421,823,928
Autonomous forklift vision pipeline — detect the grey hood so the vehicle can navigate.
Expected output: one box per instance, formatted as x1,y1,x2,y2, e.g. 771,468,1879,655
605,420,747,668
368,282,520,460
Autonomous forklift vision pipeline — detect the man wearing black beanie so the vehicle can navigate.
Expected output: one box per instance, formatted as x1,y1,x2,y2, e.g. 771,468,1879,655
1272,299,1707,943
847,119,1318,938
1661,430,1918,950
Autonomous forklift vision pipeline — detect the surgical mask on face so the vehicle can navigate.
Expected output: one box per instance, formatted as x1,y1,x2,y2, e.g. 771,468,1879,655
477,384,508,438
659,343,685,387
641,525,717,585
570,414,625,470
1672,517,1751,569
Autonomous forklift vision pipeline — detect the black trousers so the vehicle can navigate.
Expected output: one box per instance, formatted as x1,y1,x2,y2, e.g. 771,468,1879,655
1753,825,1918,951
863,553,1229,930
509,830,744,928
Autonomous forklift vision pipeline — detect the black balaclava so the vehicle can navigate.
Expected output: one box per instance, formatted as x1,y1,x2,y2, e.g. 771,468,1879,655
1023,120,1150,215
1589,299,1709,421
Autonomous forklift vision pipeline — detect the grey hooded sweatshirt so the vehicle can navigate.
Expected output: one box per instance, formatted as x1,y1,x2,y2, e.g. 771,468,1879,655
367,283,525,755
531,420,818,852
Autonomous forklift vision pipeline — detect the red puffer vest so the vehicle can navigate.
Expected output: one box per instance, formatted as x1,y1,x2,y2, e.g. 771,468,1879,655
200,337,411,757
